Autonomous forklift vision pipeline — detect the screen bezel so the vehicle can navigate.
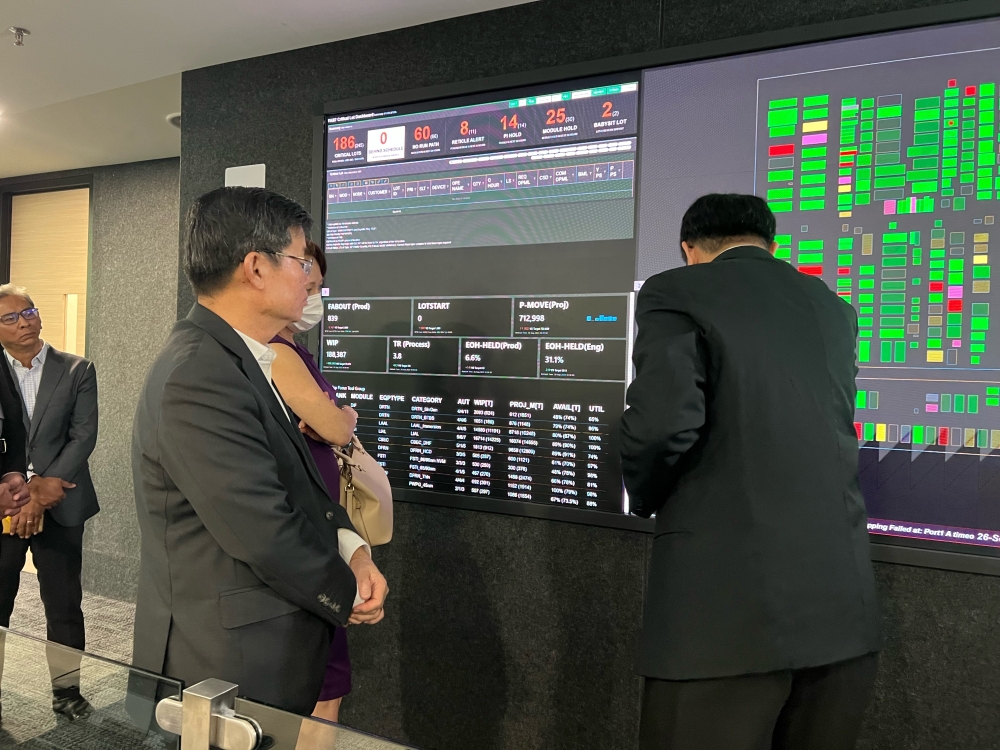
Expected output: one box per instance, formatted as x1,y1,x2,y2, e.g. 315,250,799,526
312,0,1000,571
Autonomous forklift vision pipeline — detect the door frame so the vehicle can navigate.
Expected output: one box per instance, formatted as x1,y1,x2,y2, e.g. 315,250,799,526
0,172,94,284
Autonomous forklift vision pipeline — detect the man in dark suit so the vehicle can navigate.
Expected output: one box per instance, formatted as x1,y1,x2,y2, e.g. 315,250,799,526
132,187,387,715
622,194,882,750
0,320,29,519
0,285,98,722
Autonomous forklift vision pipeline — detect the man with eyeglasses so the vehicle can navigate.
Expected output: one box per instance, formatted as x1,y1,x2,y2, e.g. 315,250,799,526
0,285,99,723
132,187,388,715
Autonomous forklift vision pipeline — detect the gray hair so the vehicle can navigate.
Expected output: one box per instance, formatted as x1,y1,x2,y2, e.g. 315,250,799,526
0,284,34,307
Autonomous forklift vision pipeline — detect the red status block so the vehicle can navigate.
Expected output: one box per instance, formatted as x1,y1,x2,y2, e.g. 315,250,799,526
938,427,950,446
798,265,823,276
838,267,851,275
966,85,977,96
948,299,963,312
948,78,957,87
854,422,863,440
769,143,795,156
929,281,944,292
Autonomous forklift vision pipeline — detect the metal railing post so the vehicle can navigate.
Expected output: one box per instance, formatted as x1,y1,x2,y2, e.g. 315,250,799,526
155,678,261,750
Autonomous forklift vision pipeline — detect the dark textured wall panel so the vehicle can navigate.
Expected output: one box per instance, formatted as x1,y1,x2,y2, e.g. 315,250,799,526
660,0,968,46
86,158,180,601
178,2,997,748
859,563,1000,750
346,503,648,750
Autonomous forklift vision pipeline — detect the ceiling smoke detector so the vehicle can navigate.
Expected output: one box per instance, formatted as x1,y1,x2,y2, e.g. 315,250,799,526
7,27,29,46
166,112,181,129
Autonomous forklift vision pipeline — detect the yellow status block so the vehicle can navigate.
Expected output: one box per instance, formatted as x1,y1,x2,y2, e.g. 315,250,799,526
992,430,1000,450
838,211,853,218
876,424,887,442
802,120,828,133
838,184,851,193
928,316,943,326
927,350,944,362
862,233,873,255
965,428,977,448
974,280,992,293
975,243,989,253
975,233,990,242
974,254,989,264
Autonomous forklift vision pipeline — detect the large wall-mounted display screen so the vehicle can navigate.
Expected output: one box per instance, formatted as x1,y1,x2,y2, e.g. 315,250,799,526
323,14,1000,555
322,77,639,515
637,16,1000,552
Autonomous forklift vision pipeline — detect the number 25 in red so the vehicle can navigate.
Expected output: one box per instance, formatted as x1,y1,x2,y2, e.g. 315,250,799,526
546,107,566,125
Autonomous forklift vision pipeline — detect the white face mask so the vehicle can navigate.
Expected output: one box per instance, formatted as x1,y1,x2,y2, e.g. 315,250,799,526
291,293,323,333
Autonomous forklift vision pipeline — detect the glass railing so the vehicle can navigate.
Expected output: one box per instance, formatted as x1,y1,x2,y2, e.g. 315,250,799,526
0,627,181,748
0,626,414,749
235,697,414,749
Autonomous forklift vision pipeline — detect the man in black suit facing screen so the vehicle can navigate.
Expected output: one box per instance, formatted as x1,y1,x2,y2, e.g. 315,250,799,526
622,194,882,750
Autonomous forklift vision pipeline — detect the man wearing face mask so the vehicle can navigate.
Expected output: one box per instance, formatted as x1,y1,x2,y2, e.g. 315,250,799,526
270,240,359,721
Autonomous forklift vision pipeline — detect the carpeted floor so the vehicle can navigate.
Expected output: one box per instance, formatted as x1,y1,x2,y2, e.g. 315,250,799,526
0,573,161,748
9,572,136,665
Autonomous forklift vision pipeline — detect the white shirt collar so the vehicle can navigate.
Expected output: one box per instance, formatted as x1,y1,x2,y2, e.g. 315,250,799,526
233,330,276,369
233,329,289,421
4,340,49,371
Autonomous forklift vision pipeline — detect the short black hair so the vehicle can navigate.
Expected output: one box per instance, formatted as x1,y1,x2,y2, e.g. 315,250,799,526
304,240,328,278
183,187,313,296
679,193,776,254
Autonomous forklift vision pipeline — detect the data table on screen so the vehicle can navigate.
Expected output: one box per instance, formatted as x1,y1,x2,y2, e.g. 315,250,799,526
322,294,631,513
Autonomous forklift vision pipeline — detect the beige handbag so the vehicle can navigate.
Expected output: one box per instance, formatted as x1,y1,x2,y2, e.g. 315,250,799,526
331,436,393,546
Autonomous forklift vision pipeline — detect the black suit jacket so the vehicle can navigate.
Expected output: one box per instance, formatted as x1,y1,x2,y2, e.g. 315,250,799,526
6,347,100,527
0,355,27,480
131,304,358,714
621,245,882,681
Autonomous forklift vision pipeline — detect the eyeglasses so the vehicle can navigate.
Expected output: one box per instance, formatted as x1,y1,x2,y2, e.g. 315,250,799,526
261,251,313,276
0,308,39,326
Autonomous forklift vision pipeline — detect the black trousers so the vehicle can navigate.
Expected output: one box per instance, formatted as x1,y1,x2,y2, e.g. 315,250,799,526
639,653,879,750
0,515,85,689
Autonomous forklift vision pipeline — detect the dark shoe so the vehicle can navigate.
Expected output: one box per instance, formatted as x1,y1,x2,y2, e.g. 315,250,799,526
52,686,93,721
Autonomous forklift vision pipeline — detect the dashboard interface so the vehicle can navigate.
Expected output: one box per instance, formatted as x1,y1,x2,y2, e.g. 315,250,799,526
323,14,1000,554
323,78,638,514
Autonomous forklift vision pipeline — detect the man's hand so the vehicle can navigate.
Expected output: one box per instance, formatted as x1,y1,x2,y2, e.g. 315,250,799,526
347,546,387,625
1,473,30,511
0,481,25,517
28,476,75,509
9,500,43,539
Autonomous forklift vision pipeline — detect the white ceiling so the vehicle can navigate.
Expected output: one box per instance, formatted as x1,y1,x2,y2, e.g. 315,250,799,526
0,0,535,178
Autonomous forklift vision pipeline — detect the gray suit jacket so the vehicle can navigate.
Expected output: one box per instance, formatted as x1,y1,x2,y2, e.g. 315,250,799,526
131,304,358,715
7,347,99,528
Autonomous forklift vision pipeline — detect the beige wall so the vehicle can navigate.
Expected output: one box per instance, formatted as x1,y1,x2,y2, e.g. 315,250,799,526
9,188,90,354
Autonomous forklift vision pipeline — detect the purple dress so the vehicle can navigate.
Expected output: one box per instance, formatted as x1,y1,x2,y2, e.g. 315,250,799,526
271,336,352,702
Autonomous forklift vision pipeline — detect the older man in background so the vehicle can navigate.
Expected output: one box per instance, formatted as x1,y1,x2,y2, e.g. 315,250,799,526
0,285,98,723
